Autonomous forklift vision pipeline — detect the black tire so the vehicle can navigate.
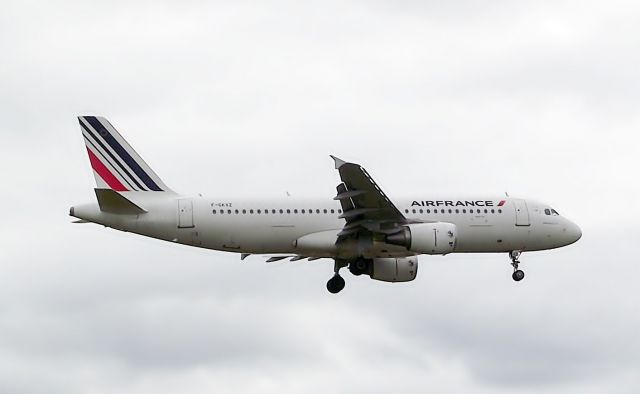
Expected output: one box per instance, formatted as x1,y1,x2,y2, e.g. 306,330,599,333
354,258,368,271
349,258,370,276
349,264,363,276
512,270,525,282
326,275,346,294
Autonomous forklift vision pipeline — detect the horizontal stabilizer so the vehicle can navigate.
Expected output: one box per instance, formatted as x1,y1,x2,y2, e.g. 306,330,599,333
95,189,146,214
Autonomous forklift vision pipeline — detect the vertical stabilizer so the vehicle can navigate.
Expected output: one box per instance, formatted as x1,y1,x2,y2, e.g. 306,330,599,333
78,116,172,192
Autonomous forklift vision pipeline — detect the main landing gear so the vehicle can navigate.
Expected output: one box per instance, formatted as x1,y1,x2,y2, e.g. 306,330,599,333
327,260,348,294
510,251,525,282
327,258,373,293
348,257,371,276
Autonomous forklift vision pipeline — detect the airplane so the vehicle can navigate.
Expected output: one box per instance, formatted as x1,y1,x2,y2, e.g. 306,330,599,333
70,116,582,294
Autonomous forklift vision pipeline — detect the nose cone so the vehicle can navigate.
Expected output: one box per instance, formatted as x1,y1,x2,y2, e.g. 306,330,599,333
565,221,582,245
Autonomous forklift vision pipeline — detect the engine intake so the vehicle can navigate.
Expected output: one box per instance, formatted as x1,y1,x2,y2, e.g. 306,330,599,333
386,223,457,255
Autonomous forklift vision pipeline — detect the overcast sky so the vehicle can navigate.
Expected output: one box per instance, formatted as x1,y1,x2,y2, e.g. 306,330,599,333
1,0,639,393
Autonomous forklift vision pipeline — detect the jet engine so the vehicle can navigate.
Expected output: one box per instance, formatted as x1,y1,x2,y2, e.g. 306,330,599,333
370,257,418,282
386,223,457,255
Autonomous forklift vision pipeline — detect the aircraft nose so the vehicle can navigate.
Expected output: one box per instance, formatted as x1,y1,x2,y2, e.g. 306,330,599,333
565,221,582,245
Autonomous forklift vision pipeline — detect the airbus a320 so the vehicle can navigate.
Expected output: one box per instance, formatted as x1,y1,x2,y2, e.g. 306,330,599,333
70,116,582,293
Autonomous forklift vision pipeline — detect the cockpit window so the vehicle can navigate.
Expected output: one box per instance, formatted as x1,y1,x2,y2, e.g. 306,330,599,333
544,209,551,215
551,209,560,216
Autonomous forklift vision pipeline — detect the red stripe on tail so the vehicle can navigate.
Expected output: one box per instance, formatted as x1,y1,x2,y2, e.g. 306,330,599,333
86,148,129,191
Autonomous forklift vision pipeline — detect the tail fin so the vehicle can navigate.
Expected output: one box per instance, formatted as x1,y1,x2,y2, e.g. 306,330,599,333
78,116,172,192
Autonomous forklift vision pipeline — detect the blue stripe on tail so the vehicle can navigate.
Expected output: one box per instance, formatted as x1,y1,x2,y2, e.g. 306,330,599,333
84,116,163,191
79,118,146,191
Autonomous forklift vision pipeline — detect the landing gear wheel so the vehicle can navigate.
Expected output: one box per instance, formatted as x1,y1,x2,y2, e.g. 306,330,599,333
509,251,525,282
326,274,345,294
512,269,525,282
349,258,369,276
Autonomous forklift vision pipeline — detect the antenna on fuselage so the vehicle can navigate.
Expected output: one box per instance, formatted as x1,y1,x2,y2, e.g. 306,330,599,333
505,192,510,197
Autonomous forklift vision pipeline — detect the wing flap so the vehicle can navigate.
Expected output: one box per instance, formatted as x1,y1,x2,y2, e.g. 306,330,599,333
333,189,367,200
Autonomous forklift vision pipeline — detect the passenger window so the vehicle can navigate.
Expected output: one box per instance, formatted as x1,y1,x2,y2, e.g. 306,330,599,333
212,210,217,214
301,209,305,214
412,209,416,214
228,209,231,214
294,209,298,214
338,209,342,214
331,209,335,214
235,209,239,214
427,209,430,214
419,209,423,214
462,209,466,213
286,209,290,214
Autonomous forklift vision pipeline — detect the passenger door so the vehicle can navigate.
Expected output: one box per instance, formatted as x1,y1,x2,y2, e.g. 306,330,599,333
513,199,530,226
178,199,194,228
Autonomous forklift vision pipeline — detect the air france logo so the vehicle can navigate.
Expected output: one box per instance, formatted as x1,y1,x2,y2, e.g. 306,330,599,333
411,200,507,207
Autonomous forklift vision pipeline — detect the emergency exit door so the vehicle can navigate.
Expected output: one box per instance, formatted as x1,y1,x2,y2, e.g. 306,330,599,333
178,199,194,228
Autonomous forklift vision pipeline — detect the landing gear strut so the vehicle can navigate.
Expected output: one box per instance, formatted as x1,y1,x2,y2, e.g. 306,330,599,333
327,260,347,294
510,251,525,282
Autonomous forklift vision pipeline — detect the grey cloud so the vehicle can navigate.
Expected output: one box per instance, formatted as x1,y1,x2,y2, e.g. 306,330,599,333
1,0,640,393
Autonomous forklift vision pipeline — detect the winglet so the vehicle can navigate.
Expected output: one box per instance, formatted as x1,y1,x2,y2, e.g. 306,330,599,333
330,155,347,169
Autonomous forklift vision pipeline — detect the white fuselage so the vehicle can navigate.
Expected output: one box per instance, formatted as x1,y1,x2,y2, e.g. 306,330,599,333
72,194,582,259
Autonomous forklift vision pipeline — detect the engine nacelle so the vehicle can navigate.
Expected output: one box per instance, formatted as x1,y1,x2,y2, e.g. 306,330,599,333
386,223,457,255
370,257,418,282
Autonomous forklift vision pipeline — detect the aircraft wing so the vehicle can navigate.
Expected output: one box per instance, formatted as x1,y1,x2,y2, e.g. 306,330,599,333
331,156,408,240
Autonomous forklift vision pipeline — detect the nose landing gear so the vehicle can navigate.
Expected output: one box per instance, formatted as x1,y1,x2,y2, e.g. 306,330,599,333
510,251,525,282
